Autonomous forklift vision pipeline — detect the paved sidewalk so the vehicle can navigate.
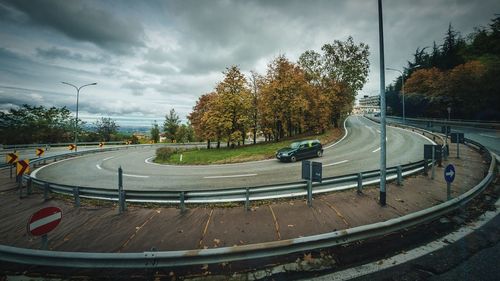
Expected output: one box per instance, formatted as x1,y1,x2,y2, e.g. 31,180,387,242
0,143,488,253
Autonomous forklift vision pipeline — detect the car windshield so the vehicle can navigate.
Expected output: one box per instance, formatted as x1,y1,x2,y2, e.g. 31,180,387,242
290,142,301,149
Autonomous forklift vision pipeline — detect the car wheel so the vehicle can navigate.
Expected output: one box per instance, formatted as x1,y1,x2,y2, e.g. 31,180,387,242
290,156,297,162
317,150,323,157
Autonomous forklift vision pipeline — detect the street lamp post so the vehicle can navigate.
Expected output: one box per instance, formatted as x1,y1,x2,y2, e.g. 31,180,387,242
61,82,97,152
386,65,420,124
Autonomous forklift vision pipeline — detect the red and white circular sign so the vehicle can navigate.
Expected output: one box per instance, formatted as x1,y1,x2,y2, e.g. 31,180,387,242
27,207,62,236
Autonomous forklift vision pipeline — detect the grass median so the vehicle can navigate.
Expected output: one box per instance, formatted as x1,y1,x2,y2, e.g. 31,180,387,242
154,127,343,165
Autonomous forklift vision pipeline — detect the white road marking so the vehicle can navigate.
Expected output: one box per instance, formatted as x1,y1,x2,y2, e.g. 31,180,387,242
376,130,381,133
372,147,381,153
102,156,115,161
324,118,349,149
480,133,498,139
30,156,83,178
323,160,349,167
96,164,102,170
123,173,149,178
204,174,257,179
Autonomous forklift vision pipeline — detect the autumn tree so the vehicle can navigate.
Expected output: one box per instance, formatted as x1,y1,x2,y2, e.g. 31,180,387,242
248,70,263,144
215,66,252,147
260,55,310,141
188,92,216,148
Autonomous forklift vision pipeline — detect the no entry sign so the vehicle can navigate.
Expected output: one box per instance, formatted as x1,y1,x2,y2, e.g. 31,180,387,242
27,207,62,236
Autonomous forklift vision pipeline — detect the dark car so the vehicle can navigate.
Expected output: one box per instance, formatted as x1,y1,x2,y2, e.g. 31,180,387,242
276,140,323,162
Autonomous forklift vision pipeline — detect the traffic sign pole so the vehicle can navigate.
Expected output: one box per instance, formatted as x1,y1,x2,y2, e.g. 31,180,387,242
431,147,435,180
444,164,455,201
41,234,48,250
307,163,312,207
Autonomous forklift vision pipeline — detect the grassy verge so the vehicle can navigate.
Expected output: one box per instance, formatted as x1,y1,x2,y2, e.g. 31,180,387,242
154,127,343,165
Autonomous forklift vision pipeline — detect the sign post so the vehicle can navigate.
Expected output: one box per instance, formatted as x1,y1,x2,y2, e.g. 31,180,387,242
302,161,322,207
450,133,464,159
424,145,442,179
444,164,455,200
27,207,62,250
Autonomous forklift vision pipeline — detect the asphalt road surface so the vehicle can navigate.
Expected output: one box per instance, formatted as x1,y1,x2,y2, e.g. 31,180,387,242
32,115,434,191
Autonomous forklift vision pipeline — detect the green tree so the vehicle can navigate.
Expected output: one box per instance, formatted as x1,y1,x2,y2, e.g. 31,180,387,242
150,121,160,143
0,105,74,144
163,108,180,142
94,117,119,141
175,124,191,143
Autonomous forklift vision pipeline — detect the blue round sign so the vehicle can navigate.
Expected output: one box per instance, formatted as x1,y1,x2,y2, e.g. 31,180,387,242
444,164,455,183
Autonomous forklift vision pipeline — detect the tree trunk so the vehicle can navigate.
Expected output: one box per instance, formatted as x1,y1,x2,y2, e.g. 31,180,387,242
207,140,211,149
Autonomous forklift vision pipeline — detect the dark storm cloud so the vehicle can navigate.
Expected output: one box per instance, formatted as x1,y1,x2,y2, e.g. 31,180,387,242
1,0,145,53
1,0,499,124
36,46,110,64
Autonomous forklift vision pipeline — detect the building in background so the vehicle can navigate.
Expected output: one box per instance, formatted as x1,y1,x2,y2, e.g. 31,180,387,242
354,95,380,114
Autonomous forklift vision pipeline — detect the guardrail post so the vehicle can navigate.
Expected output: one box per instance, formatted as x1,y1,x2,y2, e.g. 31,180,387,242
357,173,363,194
180,191,186,213
307,180,312,207
423,160,429,176
27,177,32,195
44,182,50,201
118,166,126,214
18,176,23,198
444,145,448,161
73,187,80,207
245,187,250,211
10,164,13,179
397,166,403,186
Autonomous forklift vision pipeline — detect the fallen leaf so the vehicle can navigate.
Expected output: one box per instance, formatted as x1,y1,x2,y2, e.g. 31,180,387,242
303,253,314,262
213,238,220,245
287,224,294,227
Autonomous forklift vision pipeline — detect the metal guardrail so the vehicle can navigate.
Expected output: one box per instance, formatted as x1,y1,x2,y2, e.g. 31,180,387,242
386,115,500,129
0,144,151,171
0,140,496,269
25,161,425,204
0,120,496,269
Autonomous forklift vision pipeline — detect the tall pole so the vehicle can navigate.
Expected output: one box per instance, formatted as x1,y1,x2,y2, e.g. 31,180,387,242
378,0,387,206
62,82,97,152
401,74,405,124
386,65,420,124
386,68,404,123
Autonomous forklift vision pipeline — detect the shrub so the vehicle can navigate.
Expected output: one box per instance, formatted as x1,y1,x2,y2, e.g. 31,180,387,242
156,147,176,161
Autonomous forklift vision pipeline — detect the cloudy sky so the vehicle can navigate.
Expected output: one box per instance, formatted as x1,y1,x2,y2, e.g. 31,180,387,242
0,0,498,127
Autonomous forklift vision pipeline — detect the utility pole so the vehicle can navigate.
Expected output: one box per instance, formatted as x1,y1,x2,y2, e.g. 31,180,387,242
378,0,387,206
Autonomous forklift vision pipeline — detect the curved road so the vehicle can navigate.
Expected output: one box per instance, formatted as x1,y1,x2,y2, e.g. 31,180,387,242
33,116,434,191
